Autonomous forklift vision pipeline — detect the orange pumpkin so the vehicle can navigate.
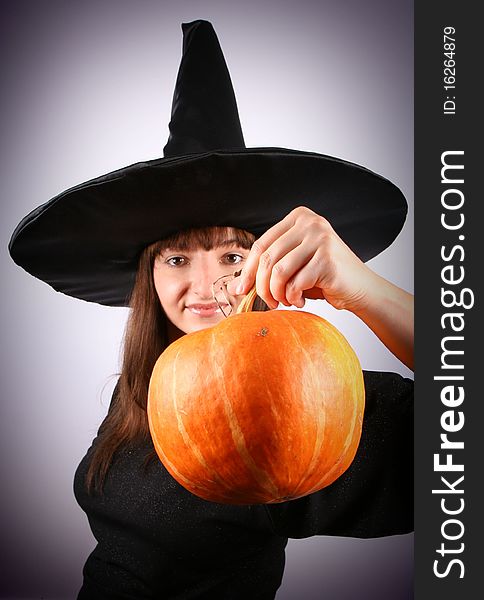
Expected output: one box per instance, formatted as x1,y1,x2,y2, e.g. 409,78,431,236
148,293,364,505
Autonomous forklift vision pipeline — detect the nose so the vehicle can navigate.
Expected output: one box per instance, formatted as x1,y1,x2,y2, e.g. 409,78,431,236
191,259,231,300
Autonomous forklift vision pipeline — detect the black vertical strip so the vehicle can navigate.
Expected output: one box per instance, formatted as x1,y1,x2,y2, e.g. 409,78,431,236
415,2,482,598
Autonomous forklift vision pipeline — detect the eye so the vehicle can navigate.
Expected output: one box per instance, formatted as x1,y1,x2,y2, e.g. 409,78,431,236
165,255,188,267
222,253,244,265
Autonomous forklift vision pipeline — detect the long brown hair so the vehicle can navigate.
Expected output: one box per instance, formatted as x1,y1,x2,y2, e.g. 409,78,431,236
85,226,259,493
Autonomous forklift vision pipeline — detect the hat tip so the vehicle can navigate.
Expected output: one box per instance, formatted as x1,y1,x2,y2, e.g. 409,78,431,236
181,19,214,32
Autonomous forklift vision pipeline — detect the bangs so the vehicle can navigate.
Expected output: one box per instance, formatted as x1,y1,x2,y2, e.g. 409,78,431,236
150,226,255,255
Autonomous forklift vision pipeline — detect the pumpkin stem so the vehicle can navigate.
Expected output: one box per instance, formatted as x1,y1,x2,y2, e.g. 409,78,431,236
236,286,258,314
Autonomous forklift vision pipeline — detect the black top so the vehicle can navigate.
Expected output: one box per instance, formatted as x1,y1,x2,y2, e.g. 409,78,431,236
74,370,413,599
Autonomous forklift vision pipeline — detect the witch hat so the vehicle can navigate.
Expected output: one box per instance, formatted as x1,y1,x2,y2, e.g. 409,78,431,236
9,20,407,307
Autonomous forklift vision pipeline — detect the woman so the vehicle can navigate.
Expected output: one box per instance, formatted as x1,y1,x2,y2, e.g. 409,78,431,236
9,20,413,599
70,213,413,599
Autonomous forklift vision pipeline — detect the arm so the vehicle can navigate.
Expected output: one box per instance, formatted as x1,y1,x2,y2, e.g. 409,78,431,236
227,206,414,370
350,270,413,370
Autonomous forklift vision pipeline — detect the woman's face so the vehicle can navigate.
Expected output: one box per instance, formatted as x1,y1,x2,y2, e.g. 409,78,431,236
153,244,249,338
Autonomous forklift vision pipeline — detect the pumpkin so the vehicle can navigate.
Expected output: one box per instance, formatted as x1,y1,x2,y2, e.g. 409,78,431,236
147,288,365,504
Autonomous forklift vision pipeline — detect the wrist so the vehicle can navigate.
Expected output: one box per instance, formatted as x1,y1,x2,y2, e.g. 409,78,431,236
339,266,383,315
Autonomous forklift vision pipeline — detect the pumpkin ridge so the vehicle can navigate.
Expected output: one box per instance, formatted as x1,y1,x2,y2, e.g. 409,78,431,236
302,324,364,494
151,435,215,495
280,312,326,496
210,331,281,499
147,358,221,496
171,344,233,492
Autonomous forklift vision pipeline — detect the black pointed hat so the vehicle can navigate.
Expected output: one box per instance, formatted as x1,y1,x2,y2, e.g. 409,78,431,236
9,20,407,307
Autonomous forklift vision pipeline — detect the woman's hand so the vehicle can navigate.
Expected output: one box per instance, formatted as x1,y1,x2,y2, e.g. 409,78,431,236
227,206,373,311
226,206,414,369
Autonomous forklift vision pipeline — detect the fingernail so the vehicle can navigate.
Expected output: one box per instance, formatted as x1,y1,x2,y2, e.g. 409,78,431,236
236,281,245,294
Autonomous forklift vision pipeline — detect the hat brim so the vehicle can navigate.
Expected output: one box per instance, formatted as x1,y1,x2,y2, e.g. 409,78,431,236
9,147,407,307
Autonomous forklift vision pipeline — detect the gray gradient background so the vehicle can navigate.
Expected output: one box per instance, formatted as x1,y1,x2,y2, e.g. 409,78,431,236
1,0,414,598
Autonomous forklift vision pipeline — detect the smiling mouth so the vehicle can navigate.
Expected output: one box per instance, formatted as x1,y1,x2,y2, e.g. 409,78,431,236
186,303,229,317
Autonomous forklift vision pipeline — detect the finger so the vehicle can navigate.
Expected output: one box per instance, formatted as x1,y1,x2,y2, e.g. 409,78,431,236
284,253,326,307
254,230,311,307
231,212,298,295
267,241,316,306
